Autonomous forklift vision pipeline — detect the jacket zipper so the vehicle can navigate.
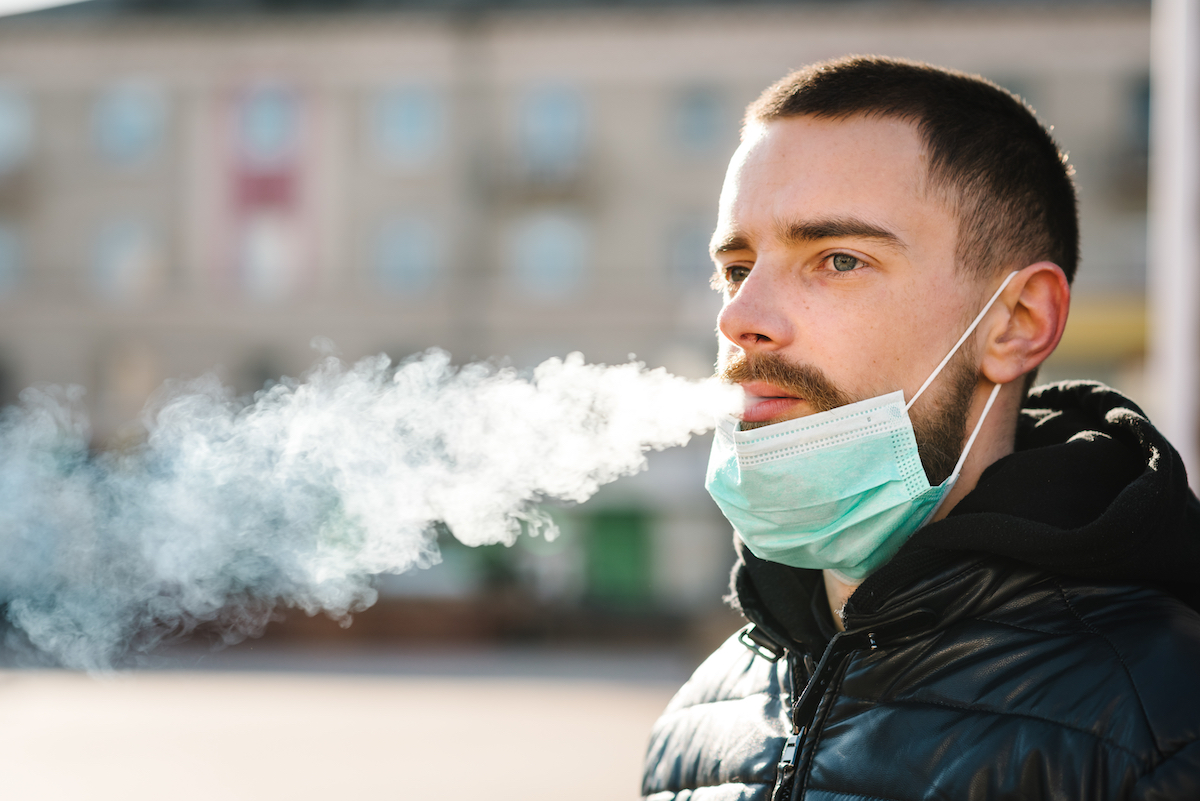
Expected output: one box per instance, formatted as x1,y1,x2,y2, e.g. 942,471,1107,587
768,607,937,801
770,630,873,801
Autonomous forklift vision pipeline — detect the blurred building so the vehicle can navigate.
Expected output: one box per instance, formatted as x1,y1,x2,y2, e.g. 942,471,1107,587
0,0,1153,631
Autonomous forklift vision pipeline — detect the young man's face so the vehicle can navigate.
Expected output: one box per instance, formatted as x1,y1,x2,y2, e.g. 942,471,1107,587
711,114,988,434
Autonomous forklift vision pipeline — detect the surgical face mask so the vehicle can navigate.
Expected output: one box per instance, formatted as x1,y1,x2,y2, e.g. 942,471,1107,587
705,271,1018,581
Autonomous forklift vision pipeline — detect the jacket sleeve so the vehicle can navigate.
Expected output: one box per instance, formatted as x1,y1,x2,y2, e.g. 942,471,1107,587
1134,739,1200,801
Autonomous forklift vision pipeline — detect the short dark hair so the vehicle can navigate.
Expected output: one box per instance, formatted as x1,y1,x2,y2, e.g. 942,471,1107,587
746,56,1079,284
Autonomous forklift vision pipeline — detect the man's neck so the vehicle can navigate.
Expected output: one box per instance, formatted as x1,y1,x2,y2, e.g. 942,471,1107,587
822,569,858,632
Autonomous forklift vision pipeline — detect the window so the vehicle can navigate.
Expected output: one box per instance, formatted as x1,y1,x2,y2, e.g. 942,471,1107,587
0,221,21,294
1129,74,1152,155
0,84,32,176
238,84,299,170
508,211,588,299
374,215,439,294
371,85,442,169
93,80,167,166
520,86,585,179
1107,74,1151,208
670,217,715,287
673,86,722,153
237,212,299,302
92,218,160,302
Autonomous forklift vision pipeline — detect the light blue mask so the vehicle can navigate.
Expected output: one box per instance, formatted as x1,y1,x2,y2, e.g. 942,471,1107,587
705,272,1016,581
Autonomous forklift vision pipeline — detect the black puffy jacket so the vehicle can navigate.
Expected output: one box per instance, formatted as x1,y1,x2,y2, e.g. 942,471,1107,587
643,383,1200,800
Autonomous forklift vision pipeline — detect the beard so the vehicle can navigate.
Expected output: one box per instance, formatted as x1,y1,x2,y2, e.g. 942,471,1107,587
719,348,978,486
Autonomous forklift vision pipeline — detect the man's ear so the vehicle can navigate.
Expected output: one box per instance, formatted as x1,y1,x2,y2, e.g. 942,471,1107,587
980,262,1070,385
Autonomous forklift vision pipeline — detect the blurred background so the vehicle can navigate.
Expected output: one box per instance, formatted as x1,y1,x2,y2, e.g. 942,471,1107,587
0,0,1184,798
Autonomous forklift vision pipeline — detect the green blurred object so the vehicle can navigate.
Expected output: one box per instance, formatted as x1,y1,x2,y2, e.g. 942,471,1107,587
585,509,652,605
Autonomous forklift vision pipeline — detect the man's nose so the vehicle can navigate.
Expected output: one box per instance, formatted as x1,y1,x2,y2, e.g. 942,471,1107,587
717,268,795,352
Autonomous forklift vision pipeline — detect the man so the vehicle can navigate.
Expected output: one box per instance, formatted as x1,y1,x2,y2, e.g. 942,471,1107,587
642,56,1200,800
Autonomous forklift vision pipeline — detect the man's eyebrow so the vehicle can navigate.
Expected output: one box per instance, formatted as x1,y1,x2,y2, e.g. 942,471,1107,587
710,218,909,257
711,233,751,256
779,217,908,251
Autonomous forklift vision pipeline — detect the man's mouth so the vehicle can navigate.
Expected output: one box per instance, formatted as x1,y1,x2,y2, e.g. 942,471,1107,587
740,381,806,424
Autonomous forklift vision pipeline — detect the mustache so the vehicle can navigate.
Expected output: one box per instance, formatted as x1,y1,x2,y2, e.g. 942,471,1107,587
719,352,854,414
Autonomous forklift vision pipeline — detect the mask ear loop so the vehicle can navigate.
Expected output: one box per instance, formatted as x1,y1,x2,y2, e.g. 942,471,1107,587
914,380,1001,533
948,380,1002,481
905,270,1020,413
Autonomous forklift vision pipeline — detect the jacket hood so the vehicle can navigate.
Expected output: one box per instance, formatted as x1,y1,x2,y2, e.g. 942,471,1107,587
908,381,1200,607
730,380,1200,651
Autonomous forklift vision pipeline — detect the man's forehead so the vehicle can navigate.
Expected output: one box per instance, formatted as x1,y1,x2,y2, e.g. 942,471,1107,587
743,112,927,161
713,115,941,253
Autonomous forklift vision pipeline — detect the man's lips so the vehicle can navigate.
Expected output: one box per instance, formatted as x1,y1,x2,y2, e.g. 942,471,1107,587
739,382,806,424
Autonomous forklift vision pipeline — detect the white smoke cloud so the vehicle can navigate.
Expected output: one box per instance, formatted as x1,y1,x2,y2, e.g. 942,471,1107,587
0,347,737,671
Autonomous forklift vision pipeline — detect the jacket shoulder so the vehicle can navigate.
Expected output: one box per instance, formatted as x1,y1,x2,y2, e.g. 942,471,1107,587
642,632,792,801
1059,579,1200,769
820,570,1200,800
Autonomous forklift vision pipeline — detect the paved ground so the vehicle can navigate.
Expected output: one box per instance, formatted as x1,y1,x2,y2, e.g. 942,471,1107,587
0,644,699,800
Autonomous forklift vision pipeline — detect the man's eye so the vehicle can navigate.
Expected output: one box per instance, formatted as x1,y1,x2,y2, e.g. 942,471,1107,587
726,266,751,284
831,253,863,272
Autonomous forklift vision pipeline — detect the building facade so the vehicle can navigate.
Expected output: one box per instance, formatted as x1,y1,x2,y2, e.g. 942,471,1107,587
0,0,1153,619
